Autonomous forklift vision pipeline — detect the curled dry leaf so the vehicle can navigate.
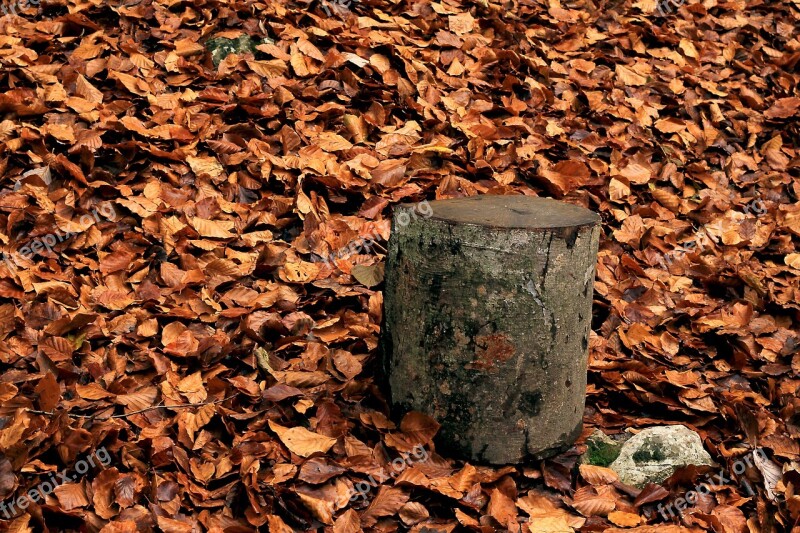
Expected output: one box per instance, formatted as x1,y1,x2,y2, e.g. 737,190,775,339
752,449,782,501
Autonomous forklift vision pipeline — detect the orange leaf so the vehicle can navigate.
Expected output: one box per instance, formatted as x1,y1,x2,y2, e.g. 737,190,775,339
189,217,235,239
399,412,440,445
54,483,90,510
268,421,337,457
571,486,615,517
578,464,619,485
608,511,642,527
361,486,409,527
488,488,518,529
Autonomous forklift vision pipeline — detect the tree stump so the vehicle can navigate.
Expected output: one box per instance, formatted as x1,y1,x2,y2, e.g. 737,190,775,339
381,195,601,464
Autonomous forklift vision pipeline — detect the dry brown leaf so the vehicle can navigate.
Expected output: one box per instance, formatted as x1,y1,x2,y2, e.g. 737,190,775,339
189,217,235,239
333,509,363,533
268,421,337,458
578,464,619,485
607,510,642,527
615,64,648,86
571,486,615,517
361,486,409,527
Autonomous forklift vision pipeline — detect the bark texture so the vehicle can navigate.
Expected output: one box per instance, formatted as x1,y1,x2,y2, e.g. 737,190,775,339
381,195,600,464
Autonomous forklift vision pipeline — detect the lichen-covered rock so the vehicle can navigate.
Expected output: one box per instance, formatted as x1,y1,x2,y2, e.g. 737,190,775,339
609,425,715,487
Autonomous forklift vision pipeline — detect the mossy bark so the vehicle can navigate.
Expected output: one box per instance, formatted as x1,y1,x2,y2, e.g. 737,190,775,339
381,196,600,464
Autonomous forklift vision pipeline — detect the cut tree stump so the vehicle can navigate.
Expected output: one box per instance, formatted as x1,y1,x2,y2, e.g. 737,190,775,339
381,195,601,464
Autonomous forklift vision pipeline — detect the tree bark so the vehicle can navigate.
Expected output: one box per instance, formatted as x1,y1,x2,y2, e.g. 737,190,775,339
381,195,600,464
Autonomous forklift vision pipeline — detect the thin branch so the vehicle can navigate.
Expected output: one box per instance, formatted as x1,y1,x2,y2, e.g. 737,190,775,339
26,393,239,421
25,410,96,419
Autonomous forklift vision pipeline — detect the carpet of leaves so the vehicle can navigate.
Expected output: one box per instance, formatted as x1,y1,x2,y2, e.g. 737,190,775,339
0,0,798,531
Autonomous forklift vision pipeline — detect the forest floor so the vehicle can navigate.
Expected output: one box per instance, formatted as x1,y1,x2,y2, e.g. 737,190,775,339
0,0,798,531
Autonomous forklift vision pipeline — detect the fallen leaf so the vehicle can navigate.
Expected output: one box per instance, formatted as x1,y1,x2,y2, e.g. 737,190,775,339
269,421,337,458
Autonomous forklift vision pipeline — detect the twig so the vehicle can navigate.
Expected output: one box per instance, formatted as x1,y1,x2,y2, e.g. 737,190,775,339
25,410,96,419
26,393,239,421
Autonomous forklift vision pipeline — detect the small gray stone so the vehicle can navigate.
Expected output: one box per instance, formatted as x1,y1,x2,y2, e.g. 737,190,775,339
609,425,715,487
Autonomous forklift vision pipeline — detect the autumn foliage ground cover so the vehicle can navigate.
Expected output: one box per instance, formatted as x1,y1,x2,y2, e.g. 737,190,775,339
0,0,798,530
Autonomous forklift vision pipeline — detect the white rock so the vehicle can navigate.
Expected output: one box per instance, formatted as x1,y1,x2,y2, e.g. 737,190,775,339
609,425,715,487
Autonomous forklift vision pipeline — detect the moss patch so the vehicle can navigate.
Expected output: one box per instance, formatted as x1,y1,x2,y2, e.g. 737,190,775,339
585,435,622,467
631,437,667,463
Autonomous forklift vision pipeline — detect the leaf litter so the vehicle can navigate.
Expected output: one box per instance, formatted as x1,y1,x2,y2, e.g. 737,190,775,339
0,0,798,531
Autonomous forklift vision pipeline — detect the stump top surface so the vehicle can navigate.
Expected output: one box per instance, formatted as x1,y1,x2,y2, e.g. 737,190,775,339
417,195,600,229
